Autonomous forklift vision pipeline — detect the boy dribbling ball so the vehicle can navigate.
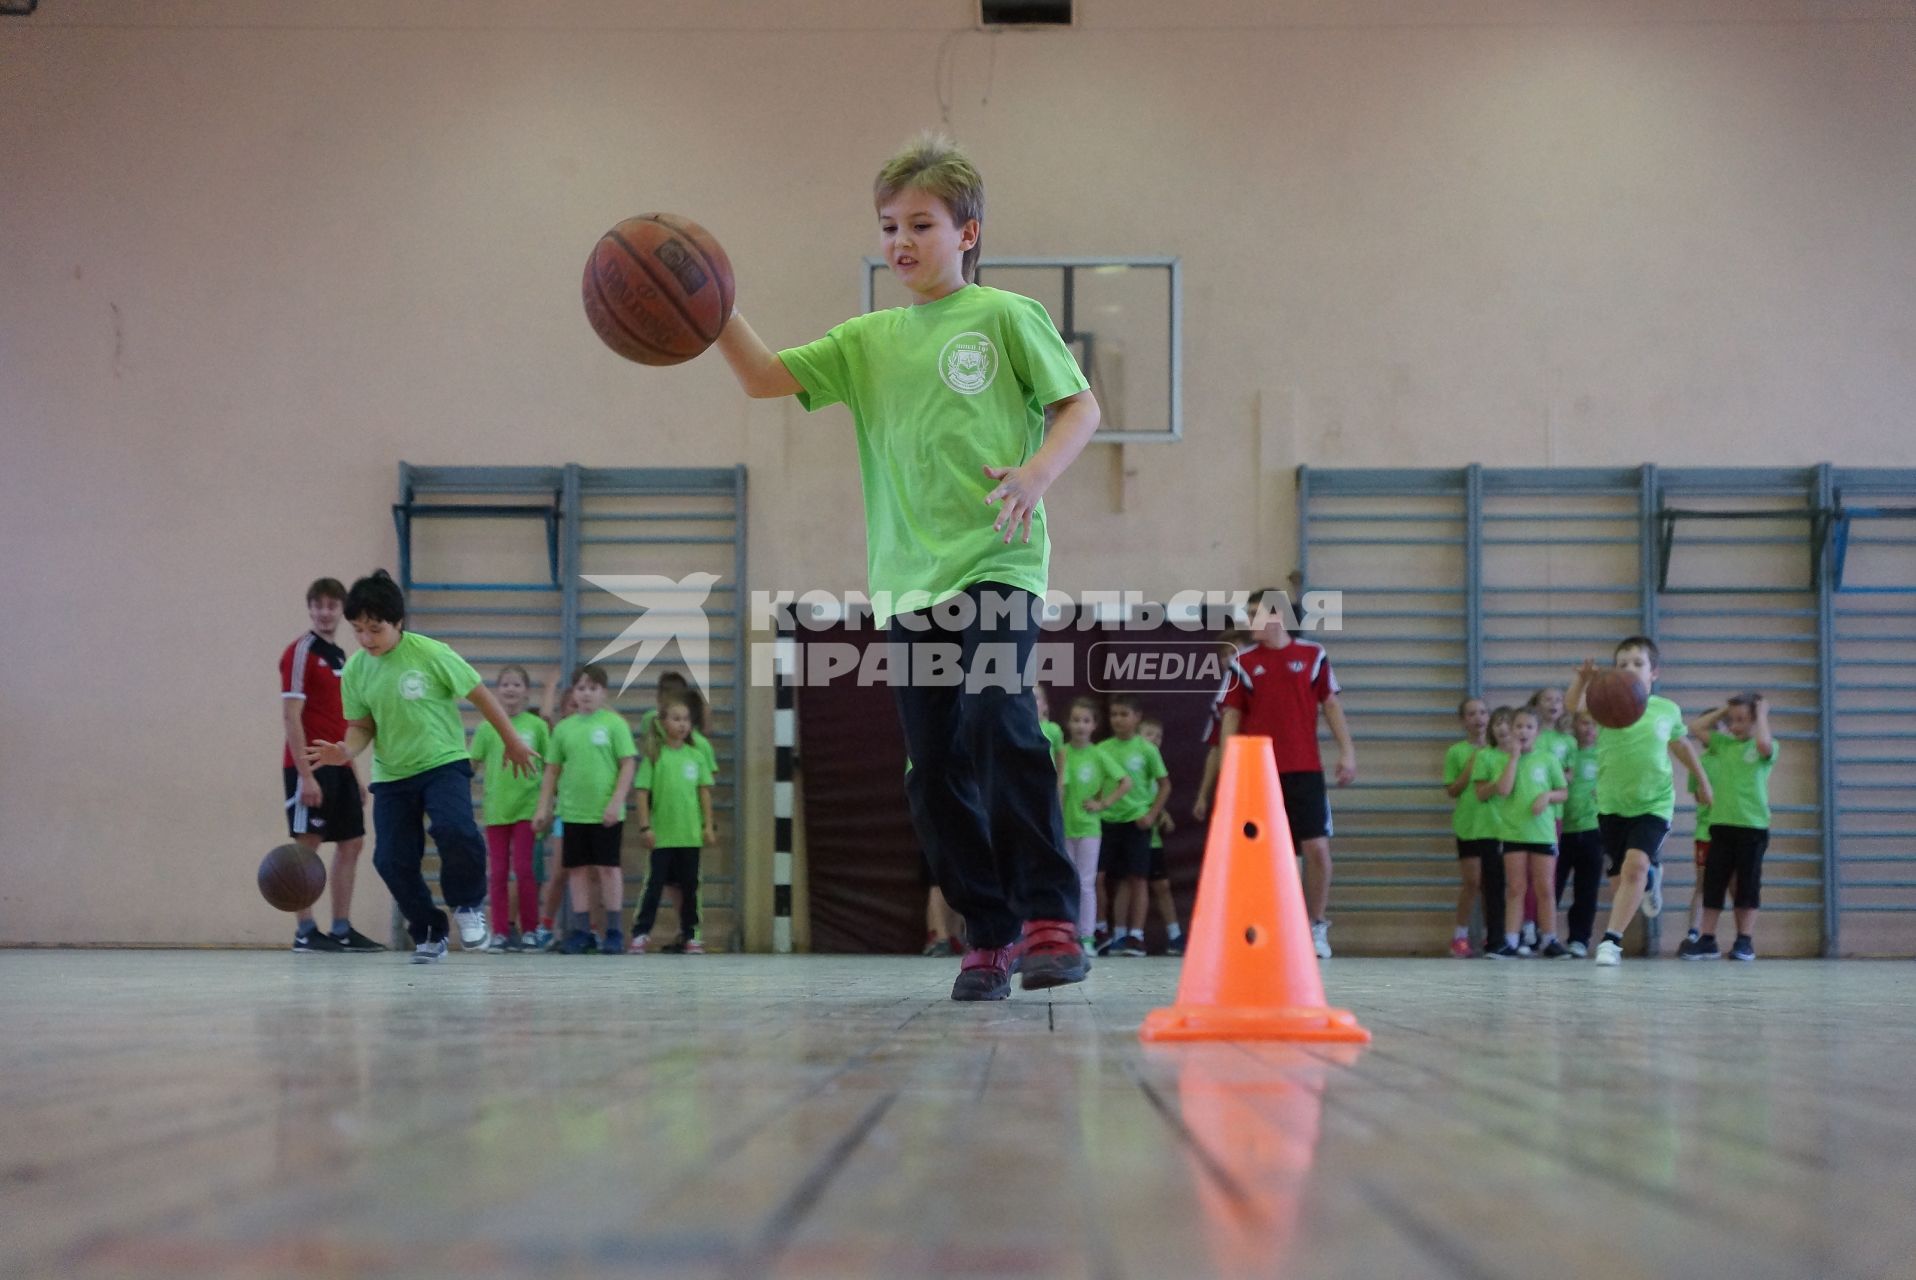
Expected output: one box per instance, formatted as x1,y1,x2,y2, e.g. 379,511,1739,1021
1565,636,1713,966
713,133,1102,1000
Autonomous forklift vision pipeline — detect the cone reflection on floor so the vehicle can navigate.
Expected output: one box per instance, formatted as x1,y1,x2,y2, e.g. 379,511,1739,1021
1140,735,1371,1043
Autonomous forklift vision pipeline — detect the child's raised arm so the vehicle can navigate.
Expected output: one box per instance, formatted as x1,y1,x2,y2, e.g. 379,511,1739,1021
1753,694,1775,758
1566,658,1599,713
1686,702,1728,741
1444,746,1479,799
1477,749,1518,801
716,311,803,399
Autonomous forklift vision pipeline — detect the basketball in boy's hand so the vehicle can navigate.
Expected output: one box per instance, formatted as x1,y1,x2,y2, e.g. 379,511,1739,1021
582,214,736,366
258,842,326,912
1586,669,1648,730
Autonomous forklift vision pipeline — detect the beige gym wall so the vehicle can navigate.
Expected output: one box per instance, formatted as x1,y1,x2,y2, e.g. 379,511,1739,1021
3,0,1912,946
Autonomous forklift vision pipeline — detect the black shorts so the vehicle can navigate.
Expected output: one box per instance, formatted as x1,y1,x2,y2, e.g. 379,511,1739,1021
1149,839,1167,880
1456,838,1501,861
562,821,625,869
1598,812,1671,877
283,764,365,842
1504,841,1557,857
1100,820,1153,880
1704,824,1769,911
1559,828,1602,863
1279,771,1332,844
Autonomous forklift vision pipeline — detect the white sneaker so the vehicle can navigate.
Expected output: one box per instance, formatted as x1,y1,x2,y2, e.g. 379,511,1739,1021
410,937,448,965
1642,864,1663,918
1311,921,1333,960
1568,940,1589,959
453,907,490,949
1595,939,1623,966
487,932,509,952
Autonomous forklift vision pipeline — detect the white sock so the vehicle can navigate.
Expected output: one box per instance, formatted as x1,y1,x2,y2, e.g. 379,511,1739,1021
1166,923,1182,941
1505,932,1521,948
1095,920,1107,934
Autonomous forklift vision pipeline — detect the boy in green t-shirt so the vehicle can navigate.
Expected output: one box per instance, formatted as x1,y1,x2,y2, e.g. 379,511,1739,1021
469,663,552,951
714,133,1102,1001
535,665,638,955
1443,697,1497,957
1477,707,1569,957
307,571,538,964
1566,636,1714,966
1060,696,1130,948
1553,711,1603,956
1097,695,1170,958
1680,694,1776,961
1139,716,1186,956
629,692,717,955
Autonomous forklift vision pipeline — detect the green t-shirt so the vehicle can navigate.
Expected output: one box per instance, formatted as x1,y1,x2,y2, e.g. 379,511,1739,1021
470,710,551,825
1535,729,1575,821
1444,740,1496,842
1061,742,1127,839
547,709,638,824
637,741,714,849
1596,694,1687,820
340,631,482,784
1703,731,1776,830
1688,766,1713,841
1099,736,1167,826
1041,719,1064,757
1562,746,1600,834
779,285,1089,626
636,709,718,777
1496,749,1566,846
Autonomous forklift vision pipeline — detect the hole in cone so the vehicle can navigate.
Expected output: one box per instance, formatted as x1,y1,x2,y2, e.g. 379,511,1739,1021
1242,821,1259,839
1244,925,1260,946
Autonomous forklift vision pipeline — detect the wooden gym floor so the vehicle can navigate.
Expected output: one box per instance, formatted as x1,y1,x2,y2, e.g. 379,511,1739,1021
3,951,1914,1280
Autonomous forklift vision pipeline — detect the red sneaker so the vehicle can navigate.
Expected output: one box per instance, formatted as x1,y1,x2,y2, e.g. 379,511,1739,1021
1016,920,1089,991
1449,937,1474,959
951,945,1014,1001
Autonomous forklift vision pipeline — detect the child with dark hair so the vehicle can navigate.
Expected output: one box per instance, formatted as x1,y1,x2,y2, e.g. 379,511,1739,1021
307,570,537,963
470,664,550,951
536,664,638,955
1097,694,1169,957
629,690,717,954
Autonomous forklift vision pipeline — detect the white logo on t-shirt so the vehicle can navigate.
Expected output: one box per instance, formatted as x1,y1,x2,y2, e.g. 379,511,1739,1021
1744,743,1760,764
591,729,609,746
1582,763,1598,780
682,762,699,781
399,671,426,700
1288,660,1306,673
1530,766,1546,783
1127,754,1143,772
1076,765,1094,784
1656,718,1673,738
939,331,999,395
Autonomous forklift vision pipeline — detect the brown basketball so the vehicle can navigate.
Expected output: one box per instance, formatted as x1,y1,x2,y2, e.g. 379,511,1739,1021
1586,668,1649,730
257,842,327,913
582,213,736,366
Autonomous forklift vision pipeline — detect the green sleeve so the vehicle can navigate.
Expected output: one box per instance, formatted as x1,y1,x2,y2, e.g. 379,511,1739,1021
778,320,856,413
1002,294,1090,407
431,642,482,703
340,659,368,722
547,723,568,766
635,756,654,790
470,721,496,766
1444,744,1465,786
697,755,714,786
1147,743,1168,786
612,716,637,760
530,718,552,755
695,729,718,775
1100,751,1127,791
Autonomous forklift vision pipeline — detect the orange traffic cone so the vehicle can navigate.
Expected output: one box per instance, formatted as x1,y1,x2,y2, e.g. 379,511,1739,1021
1139,735,1370,1043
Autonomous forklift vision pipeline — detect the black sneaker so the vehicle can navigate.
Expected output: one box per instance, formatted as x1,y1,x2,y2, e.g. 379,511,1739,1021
1538,939,1570,959
1095,933,1120,957
1164,934,1185,957
1679,935,1720,960
951,946,1014,1001
332,928,387,953
1484,942,1519,959
558,928,594,955
292,929,344,954
1121,935,1149,956
1728,937,1756,962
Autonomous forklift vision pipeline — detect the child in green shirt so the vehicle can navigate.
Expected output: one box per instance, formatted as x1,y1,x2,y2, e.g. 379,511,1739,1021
1139,716,1185,956
308,571,538,964
1566,636,1714,966
1060,696,1130,949
1553,712,1603,956
1477,707,1568,957
1443,697,1497,957
715,133,1102,1000
535,665,638,955
1680,693,1776,961
630,691,717,955
1678,708,1725,951
1097,695,1170,958
469,663,551,951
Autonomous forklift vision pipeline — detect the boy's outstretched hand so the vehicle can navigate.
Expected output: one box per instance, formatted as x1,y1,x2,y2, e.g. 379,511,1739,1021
502,734,541,778
983,463,1047,545
305,741,350,768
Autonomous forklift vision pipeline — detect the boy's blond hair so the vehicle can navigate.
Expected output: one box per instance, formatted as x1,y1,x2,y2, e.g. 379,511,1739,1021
874,132,985,282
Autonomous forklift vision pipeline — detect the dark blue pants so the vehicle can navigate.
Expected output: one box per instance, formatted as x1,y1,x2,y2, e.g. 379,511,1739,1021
889,583,1075,950
371,760,487,944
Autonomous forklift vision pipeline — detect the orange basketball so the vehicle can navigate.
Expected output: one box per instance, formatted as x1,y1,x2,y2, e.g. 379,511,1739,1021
257,842,327,913
1586,668,1648,730
582,213,736,366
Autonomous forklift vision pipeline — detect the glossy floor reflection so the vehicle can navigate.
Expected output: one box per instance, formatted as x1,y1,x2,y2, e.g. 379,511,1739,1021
2,953,1914,1278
